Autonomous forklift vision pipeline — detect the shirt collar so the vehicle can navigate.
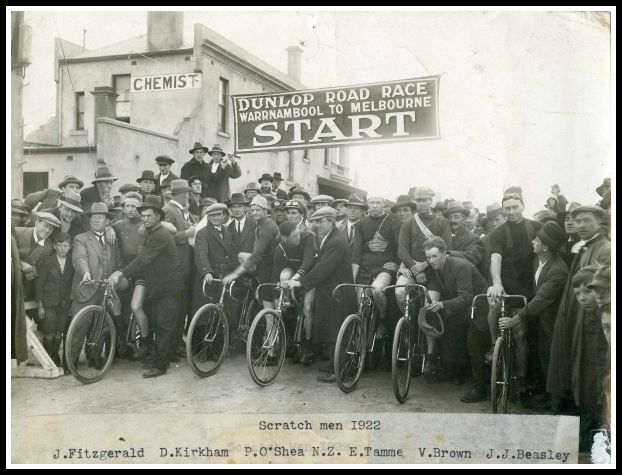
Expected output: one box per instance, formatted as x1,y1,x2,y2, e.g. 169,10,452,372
320,228,332,249
236,215,246,226
33,229,45,246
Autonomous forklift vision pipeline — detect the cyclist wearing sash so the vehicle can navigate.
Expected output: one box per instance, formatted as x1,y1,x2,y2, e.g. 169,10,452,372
351,194,402,336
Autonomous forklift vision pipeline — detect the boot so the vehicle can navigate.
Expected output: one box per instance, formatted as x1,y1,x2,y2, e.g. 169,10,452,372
51,339,62,366
299,340,315,365
134,337,152,361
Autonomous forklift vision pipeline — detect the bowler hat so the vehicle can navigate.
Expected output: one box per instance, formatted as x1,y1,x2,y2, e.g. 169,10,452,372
199,197,217,209
208,144,226,156
258,173,274,183
155,155,175,165
244,182,261,195
444,200,470,218
311,194,335,205
189,142,209,154
58,191,84,213
309,206,337,221
250,195,271,211
205,203,228,215
138,195,165,219
272,172,283,181
570,205,607,221
136,170,157,183
119,183,141,194
170,179,190,194
91,166,118,184
485,202,503,219
84,202,113,219
227,193,249,206
347,193,368,210
288,186,311,201
36,211,61,228
391,195,417,213
58,175,84,189
412,187,435,199
536,221,566,251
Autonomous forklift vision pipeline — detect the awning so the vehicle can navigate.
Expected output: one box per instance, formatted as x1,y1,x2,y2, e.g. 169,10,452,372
316,177,367,200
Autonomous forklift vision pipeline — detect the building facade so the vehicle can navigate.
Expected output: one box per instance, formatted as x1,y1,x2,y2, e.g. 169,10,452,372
23,12,362,200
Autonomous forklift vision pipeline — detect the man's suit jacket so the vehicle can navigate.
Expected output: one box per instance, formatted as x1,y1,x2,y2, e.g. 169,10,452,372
35,253,74,308
227,218,256,254
194,223,237,278
516,254,569,339
274,188,288,200
163,201,193,280
448,227,485,268
336,218,356,250
13,227,55,266
205,159,242,203
70,230,121,302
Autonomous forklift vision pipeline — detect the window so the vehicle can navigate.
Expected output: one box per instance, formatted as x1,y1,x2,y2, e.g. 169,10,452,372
323,149,330,167
23,172,48,197
113,74,131,123
218,78,229,132
76,92,85,130
303,149,310,162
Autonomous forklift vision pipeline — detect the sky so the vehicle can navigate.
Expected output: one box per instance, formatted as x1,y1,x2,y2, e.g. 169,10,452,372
18,8,614,215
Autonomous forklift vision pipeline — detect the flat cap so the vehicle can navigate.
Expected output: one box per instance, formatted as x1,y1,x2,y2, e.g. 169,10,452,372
309,206,337,221
36,211,61,228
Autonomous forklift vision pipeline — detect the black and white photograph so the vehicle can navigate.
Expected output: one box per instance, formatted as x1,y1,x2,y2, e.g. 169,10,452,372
8,7,614,466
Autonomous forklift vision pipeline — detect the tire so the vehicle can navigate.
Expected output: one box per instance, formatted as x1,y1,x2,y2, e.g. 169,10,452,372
491,336,509,414
246,309,286,386
186,304,229,378
65,305,116,384
334,313,366,393
392,317,412,403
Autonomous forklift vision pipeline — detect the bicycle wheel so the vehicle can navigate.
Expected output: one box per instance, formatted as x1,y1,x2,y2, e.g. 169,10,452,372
491,336,509,413
238,295,259,343
392,317,412,403
246,309,286,386
412,326,428,377
334,313,366,393
65,305,116,384
186,304,229,378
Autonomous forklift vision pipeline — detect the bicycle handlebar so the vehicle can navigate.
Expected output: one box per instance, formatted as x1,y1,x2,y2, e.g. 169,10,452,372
382,283,427,294
331,283,376,300
255,282,279,302
202,278,236,299
78,279,111,290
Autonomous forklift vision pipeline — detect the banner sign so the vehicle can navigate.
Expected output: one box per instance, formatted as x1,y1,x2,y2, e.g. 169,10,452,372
232,76,440,153
131,73,202,92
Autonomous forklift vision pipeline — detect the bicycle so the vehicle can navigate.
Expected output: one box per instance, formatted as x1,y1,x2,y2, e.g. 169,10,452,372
186,278,235,378
384,283,428,403
246,283,290,386
475,294,528,414
333,284,381,393
64,280,117,384
230,276,261,347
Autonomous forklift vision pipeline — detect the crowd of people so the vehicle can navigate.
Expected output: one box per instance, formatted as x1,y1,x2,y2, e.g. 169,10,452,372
10,140,612,451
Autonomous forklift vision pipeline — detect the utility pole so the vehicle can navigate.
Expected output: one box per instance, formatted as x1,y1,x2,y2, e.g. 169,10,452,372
11,11,31,199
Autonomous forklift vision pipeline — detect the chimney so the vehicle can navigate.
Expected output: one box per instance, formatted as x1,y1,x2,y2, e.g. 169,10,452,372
91,86,118,141
286,45,303,83
147,11,183,52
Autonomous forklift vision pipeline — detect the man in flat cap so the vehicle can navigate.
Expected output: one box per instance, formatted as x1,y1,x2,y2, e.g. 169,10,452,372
205,144,242,203
223,195,280,311
23,175,84,220
154,155,179,198
284,207,356,383
118,183,141,196
40,191,86,239
547,205,610,414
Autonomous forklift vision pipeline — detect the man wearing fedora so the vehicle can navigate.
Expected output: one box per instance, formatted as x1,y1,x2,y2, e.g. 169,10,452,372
258,173,276,197
288,185,311,205
243,182,261,202
271,172,288,200
392,195,417,224
181,143,211,198
445,201,485,273
40,191,86,238
331,198,349,228
339,193,367,252
136,170,158,201
547,205,611,413
80,165,118,227
227,193,256,254
163,179,197,357
205,144,242,203
153,155,177,195
11,199,30,229
193,203,237,314
109,196,183,378
23,175,84,220
492,221,569,407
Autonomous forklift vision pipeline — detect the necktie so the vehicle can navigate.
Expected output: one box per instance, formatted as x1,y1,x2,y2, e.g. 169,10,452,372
348,225,353,241
96,233,105,247
237,221,241,235
216,227,223,240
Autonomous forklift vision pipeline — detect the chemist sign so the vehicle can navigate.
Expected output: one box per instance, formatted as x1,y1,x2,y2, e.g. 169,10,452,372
131,73,202,92
232,76,440,153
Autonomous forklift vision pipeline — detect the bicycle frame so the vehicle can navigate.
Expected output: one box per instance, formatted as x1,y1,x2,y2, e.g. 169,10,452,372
332,284,376,352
